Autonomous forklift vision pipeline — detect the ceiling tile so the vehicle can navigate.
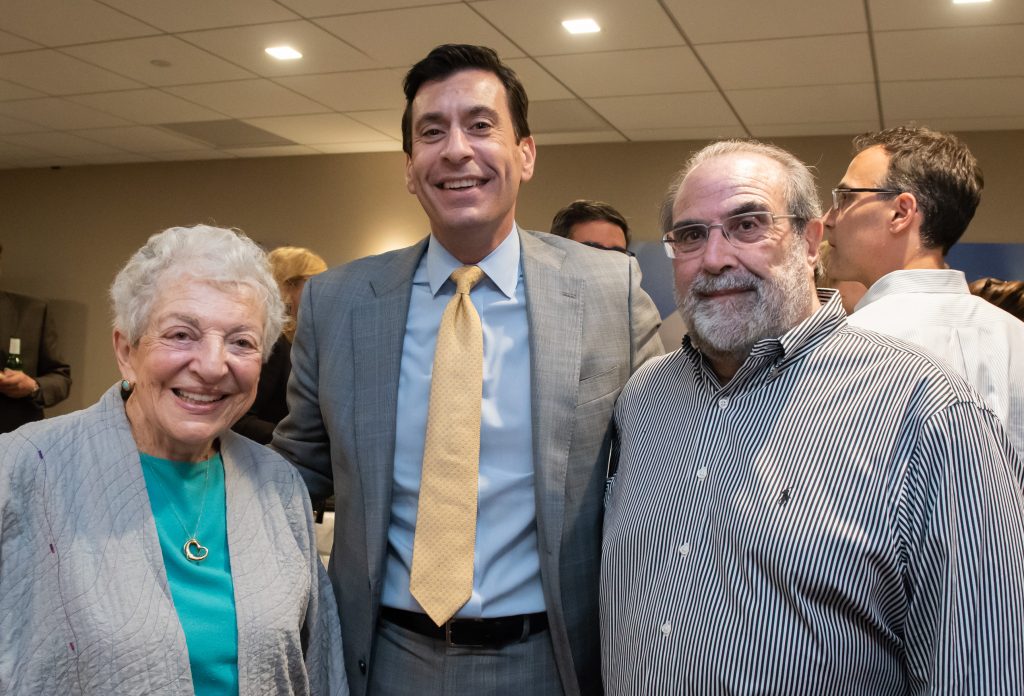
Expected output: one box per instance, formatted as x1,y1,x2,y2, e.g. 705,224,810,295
0,79,46,101
0,50,143,94
530,99,612,133
473,0,683,55
346,109,403,140
69,90,226,124
749,120,879,138
662,0,865,43
315,6,522,67
167,80,332,118
729,83,878,126
2,131,131,157
588,92,739,131
76,152,156,165
244,113,388,143
0,29,40,53
65,36,254,86
892,115,1024,133
100,0,299,32
280,0,452,14
881,77,1024,123
76,125,211,152
275,69,406,111
0,97,132,130
224,144,321,157
623,125,747,141
312,140,404,153
697,34,872,89
0,113,44,134
180,21,379,77
875,26,1024,82
539,47,713,98
534,130,625,146
869,0,1024,31
504,58,573,101
0,0,157,46
152,149,235,161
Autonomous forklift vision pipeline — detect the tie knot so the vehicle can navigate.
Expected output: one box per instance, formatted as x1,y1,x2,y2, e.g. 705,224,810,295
451,265,485,295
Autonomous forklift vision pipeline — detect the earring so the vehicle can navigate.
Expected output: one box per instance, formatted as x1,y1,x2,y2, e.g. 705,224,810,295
120,379,134,395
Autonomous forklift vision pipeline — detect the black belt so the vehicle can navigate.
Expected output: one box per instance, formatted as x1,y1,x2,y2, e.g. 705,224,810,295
380,607,548,648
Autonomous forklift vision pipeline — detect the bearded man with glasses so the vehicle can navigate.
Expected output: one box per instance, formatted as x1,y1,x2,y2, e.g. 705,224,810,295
600,139,1024,694
824,126,1024,455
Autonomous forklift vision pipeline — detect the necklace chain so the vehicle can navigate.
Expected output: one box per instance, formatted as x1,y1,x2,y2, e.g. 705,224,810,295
147,458,213,563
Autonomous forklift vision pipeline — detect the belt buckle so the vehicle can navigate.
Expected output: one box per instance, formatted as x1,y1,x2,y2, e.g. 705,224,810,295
445,618,486,648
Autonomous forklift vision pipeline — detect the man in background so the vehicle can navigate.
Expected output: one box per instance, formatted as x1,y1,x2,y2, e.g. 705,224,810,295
274,44,661,696
0,243,71,433
601,139,1024,693
550,199,632,255
824,126,1024,453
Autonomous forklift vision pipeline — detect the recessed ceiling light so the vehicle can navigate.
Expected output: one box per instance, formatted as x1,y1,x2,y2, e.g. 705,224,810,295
952,0,990,4
562,18,601,34
265,45,302,60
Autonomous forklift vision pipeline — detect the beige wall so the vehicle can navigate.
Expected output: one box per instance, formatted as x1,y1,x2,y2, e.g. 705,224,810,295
1,130,1021,414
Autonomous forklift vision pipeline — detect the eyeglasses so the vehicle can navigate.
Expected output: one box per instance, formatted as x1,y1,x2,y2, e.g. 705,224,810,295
579,241,635,256
831,187,902,211
662,211,802,259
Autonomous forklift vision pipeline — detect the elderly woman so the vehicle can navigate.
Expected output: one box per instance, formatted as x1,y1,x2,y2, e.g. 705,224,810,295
0,225,348,695
233,246,327,444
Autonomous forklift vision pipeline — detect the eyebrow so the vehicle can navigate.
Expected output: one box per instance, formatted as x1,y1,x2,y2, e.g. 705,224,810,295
414,105,500,131
162,313,258,335
672,200,772,228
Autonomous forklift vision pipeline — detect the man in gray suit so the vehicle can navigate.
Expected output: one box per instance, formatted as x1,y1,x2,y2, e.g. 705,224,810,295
272,44,662,696
0,244,72,433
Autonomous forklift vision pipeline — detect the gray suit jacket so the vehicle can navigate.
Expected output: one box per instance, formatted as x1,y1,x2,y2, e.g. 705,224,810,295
273,229,662,696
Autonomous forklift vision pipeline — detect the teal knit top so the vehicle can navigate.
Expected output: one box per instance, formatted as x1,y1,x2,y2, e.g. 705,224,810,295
140,452,239,695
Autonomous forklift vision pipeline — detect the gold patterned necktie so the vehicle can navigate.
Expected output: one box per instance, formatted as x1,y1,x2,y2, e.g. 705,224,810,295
410,264,486,626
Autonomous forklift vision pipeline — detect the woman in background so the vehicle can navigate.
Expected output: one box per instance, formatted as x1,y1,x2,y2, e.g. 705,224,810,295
233,246,327,444
0,225,347,695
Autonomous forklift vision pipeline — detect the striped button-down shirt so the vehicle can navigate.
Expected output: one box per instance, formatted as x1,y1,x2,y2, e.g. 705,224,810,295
601,291,1024,695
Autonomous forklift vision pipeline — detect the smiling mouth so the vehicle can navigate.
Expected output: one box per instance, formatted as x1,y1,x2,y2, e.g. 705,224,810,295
173,389,225,404
439,178,487,190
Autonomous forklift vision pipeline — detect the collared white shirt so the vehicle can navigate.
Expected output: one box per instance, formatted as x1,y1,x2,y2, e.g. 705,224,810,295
848,268,1024,454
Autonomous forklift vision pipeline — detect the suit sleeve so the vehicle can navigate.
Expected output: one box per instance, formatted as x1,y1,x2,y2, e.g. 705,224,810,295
627,256,664,371
271,281,336,501
32,302,71,409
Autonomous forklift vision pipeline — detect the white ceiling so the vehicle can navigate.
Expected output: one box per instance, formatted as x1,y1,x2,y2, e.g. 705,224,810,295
0,0,1021,169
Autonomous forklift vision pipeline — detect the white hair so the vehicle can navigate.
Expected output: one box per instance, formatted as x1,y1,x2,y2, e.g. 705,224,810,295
110,225,286,361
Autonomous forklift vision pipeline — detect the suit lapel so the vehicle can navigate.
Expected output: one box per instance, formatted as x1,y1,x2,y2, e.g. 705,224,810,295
352,239,426,586
521,231,583,560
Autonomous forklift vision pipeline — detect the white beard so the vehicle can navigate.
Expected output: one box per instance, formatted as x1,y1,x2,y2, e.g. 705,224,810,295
675,236,814,364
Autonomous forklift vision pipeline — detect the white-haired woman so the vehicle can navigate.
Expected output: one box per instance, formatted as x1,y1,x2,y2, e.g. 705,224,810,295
0,225,348,695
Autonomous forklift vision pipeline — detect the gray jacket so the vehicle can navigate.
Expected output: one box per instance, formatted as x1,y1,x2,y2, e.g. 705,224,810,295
0,384,348,695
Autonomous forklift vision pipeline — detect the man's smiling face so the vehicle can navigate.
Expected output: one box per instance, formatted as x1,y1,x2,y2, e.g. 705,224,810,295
405,68,535,254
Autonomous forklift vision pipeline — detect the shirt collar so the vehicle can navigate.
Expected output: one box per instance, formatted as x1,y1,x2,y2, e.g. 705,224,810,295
855,268,968,312
425,223,521,299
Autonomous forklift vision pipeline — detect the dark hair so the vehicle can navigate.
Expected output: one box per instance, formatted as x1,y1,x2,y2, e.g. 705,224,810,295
550,200,631,246
969,277,1024,321
852,126,983,254
401,44,530,155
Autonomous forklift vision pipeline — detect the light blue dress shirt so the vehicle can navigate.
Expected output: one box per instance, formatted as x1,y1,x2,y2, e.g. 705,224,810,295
382,225,545,617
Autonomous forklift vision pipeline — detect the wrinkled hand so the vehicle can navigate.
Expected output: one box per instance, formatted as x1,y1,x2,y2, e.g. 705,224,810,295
0,369,39,398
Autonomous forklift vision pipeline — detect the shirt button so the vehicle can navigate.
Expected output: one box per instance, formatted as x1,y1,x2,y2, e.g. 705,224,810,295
696,466,708,481
678,542,690,557
661,621,672,636
718,397,729,410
